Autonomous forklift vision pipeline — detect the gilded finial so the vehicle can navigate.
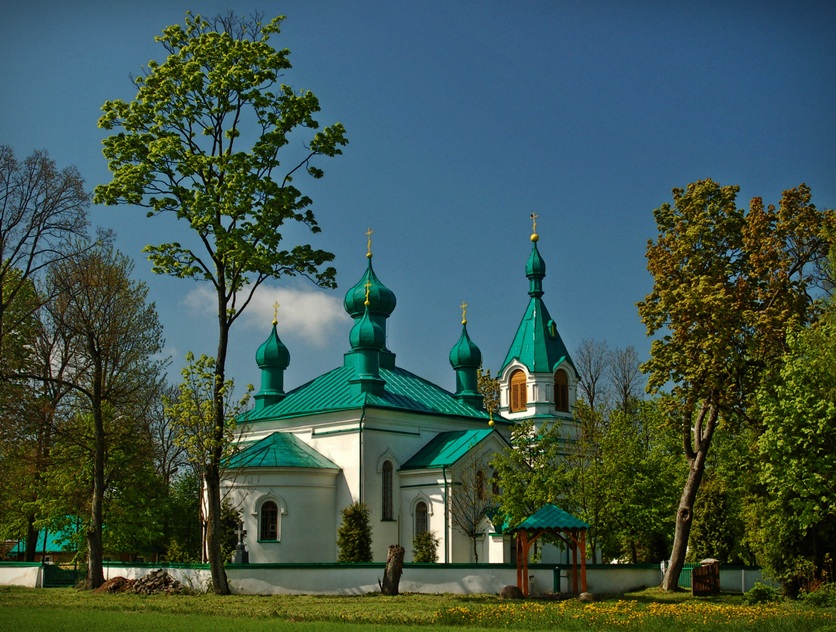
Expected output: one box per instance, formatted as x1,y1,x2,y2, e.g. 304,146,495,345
530,212,539,242
272,301,279,326
365,227,374,258
488,410,495,428
460,300,468,325
364,280,372,306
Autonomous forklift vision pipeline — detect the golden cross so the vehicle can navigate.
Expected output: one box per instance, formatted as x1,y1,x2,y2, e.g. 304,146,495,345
272,301,279,325
365,227,373,258
364,280,372,306
530,212,539,234
460,300,468,325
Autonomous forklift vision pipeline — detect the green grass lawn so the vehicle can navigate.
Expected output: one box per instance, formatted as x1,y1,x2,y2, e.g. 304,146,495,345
0,585,833,631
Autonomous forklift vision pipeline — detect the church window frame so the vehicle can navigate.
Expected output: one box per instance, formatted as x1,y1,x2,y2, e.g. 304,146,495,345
382,460,394,521
260,501,279,542
415,501,429,536
510,369,527,412
554,368,569,412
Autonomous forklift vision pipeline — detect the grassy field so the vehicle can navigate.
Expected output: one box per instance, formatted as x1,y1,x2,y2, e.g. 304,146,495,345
0,585,833,631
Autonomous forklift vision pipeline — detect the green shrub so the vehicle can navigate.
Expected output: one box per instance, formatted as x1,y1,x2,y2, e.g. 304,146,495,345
412,531,439,563
745,581,781,604
337,502,372,562
800,582,836,608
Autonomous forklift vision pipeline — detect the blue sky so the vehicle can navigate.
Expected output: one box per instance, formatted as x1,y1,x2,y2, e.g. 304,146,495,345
2,1,834,397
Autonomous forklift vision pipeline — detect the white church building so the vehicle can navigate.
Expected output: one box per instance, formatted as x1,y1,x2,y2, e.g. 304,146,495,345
221,224,579,564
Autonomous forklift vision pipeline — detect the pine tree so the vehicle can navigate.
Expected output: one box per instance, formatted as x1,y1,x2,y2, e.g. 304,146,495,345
337,502,372,562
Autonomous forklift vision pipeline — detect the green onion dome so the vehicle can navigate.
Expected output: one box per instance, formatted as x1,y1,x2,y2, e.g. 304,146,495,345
449,323,482,369
344,258,397,319
256,323,290,369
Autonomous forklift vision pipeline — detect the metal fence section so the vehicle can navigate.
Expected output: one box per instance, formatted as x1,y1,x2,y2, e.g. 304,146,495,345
678,562,699,589
42,564,83,588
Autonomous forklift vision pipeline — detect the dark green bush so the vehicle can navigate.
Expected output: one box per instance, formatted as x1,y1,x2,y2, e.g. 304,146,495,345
744,581,781,604
412,531,439,563
337,502,372,562
800,583,836,608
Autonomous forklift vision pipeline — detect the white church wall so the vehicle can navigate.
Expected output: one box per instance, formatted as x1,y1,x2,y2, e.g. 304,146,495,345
223,468,339,563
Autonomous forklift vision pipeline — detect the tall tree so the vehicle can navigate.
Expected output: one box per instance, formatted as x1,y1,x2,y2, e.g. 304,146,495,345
0,146,88,556
449,455,493,563
753,303,836,588
44,243,164,588
165,351,251,562
0,145,88,365
638,179,833,590
94,11,347,594
574,339,610,411
608,346,642,413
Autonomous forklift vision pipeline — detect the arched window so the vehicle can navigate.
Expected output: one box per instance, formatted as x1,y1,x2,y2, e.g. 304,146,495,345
510,370,527,412
415,501,428,535
476,469,485,501
382,460,394,521
554,369,569,412
260,501,278,541
491,468,500,496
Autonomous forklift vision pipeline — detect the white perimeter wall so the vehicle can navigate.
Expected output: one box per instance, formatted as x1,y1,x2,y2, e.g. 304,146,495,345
0,563,769,595
0,564,41,588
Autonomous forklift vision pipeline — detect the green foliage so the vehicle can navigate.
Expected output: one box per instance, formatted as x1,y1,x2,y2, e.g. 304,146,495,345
800,583,836,608
477,366,500,416
687,475,746,565
412,531,439,563
220,499,241,564
94,11,346,296
490,419,564,529
337,502,372,563
744,581,781,605
567,398,683,563
165,352,251,478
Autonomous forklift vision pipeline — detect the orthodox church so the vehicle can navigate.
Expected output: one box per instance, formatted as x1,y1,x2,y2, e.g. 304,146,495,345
222,221,579,564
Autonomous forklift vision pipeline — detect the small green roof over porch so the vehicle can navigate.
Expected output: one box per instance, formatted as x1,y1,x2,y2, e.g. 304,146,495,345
228,432,339,470
513,503,590,531
400,429,505,470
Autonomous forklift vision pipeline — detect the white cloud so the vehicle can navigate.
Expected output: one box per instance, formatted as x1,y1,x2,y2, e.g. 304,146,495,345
182,284,350,348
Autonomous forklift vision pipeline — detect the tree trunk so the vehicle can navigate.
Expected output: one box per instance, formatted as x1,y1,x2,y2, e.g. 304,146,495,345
204,463,230,594
24,519,38,562
86,375,105,589
204,298,232,595
661,403,718,591
379,545,405,595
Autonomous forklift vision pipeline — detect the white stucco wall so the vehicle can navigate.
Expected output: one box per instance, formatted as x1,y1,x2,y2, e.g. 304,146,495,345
0,564,40,587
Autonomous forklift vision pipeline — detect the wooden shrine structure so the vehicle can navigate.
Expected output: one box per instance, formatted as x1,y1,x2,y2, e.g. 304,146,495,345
510,503,590,596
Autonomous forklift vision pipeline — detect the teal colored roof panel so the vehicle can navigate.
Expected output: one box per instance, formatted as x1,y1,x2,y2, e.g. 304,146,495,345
242,363,505,425
499,297,576,375
228,432,339,470
513,503,589,531
10,525,80,554
401,429,500,470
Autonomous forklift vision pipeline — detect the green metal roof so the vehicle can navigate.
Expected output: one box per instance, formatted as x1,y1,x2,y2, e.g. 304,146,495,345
513,503,589,531
10,523,81,554
241,363,503,424
227,432,339,470
499,296,575,375
400,429,502,470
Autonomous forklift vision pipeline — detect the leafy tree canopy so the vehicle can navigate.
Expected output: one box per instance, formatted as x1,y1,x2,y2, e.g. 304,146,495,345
94,11,347,311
